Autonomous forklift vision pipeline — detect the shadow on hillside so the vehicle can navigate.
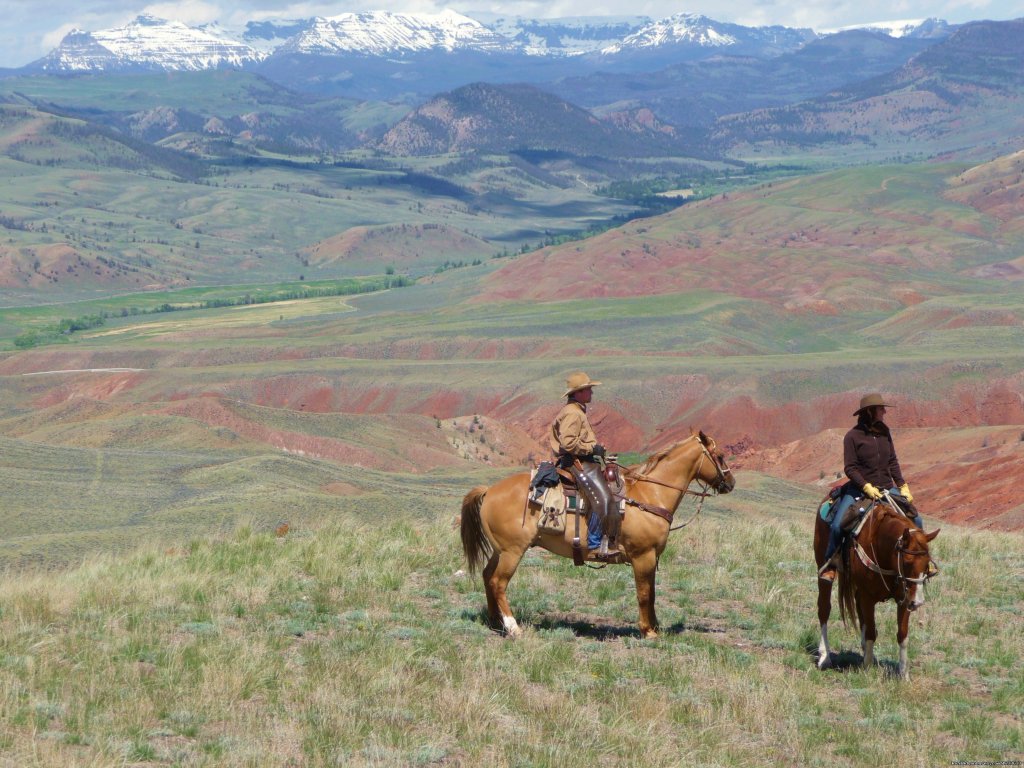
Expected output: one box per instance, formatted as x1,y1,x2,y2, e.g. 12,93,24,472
804,641,902,676
462,609,742,640
533,615,642,639
467,609,718,640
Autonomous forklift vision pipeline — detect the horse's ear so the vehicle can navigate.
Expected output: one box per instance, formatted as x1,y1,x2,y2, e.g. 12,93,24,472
925,528,940,542
698,430,709,445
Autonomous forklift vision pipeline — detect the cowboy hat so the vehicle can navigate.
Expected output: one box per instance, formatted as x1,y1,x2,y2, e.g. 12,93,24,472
563,372,601,398
853,393,892,416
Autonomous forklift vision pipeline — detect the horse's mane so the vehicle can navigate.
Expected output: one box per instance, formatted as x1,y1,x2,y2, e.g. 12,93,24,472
636,435,697,475
875,503,917,533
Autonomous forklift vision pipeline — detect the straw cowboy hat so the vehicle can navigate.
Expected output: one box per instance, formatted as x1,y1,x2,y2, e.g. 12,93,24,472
563,372,601,398
853,393,893,416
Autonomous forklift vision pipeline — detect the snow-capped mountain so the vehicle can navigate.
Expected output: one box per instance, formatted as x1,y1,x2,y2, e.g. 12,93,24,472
35,14,265,72
275,10,510,56
466,14,651,56
20,10,957,102
825,18,954,39
606,13,736,51
603,13,815,56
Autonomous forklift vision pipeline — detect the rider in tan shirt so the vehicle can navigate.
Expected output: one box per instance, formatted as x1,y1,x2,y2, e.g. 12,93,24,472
550,372,617,558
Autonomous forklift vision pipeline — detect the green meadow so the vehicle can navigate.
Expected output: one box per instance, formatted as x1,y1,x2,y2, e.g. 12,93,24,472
0,471,1020,767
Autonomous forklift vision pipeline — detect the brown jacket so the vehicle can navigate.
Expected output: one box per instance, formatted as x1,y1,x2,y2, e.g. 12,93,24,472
843,420,905,491
550,401,597,458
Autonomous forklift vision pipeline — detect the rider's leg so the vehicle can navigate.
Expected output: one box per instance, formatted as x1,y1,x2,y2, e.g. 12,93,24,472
891,486,924,528
824,493,856,561
586,506,602,549
574,462,614,553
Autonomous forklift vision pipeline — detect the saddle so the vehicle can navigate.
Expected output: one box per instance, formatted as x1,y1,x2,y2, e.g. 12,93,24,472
835,494,919,574
528,462,583,535
528,458,626,566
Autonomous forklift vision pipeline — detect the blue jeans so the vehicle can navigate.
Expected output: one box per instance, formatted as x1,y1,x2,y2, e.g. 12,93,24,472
587,507,603,549
824,486,922,561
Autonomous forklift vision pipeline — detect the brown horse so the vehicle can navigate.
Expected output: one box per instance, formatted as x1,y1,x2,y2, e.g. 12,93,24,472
814,495,939,678
461,432,734,639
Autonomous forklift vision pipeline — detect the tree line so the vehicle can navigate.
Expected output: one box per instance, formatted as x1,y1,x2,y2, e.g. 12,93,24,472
12,275,413,349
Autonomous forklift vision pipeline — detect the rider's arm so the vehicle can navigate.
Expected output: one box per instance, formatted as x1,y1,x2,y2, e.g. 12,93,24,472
887,433,906,488
843,430,867,489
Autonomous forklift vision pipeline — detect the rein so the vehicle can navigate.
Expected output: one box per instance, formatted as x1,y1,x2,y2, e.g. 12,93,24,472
619,439,730,530
855,500,936,607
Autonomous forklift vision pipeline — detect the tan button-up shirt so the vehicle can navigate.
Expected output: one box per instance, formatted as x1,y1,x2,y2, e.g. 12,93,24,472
550,401,597,458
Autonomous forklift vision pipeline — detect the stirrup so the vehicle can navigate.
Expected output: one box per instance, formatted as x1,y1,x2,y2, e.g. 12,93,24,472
818,555,839,581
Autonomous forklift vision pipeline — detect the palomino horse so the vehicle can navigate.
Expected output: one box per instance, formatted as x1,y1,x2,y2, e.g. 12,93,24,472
814,495,939,678
461,432,734,639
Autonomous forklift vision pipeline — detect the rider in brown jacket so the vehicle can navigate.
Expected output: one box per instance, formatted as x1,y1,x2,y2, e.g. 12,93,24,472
819,393,924,582
550,372,618,559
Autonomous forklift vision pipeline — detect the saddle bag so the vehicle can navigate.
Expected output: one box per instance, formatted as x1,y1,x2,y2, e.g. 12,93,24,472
538,485,568,533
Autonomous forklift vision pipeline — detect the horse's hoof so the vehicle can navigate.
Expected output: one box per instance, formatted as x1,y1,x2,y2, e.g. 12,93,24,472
817,654,831,670
642,630,659,640
501,616,521,638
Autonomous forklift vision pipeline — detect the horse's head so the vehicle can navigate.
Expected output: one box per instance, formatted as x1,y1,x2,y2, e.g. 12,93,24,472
895,525,940,611
696,431,735,494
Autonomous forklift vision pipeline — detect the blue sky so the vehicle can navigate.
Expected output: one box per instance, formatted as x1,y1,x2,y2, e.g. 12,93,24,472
1,0,1021,68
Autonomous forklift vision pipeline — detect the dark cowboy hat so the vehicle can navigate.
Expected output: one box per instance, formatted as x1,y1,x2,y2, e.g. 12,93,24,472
563,372,601,398
853,393,893,416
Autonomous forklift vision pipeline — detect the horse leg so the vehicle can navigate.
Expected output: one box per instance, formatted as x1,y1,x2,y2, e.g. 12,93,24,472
813,515,833,668
816,579,833,669
861,600,877,669
484,549,526,638
631,549,659,639
481,553,502,628
896,604,912,680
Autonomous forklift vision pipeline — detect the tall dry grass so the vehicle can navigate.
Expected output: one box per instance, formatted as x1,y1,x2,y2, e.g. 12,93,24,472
0,482,1020,767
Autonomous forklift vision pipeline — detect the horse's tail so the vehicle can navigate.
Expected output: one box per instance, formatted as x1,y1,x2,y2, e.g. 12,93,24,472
460,486,492,575
837,546,859,629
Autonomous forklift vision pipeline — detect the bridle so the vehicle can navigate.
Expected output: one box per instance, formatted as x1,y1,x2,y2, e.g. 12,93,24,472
620,435,734,529
856,497,938,609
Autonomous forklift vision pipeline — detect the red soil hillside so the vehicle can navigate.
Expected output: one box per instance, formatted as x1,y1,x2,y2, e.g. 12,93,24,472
0,244,167,290
3,359,1024,529
475,160,1021,310
739,425,1024,531
305,223,491,271
944,149,1024,251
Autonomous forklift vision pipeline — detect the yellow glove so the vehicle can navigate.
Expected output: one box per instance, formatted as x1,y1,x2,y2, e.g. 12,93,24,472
862,483,883,501
899,483,913,503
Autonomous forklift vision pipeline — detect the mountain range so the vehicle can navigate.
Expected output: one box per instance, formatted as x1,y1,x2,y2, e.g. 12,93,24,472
10,11,955,100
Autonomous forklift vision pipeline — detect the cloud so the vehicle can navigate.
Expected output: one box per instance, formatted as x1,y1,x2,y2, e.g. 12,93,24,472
41,23,81,51
141,0,223,25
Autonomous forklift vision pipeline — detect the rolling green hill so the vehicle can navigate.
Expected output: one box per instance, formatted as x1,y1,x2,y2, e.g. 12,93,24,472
0,102,652,302
0,70,404,154
377,82,688,157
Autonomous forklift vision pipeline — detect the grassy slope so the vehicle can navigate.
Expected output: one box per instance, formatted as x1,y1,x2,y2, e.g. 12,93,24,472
0,473,1020,766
